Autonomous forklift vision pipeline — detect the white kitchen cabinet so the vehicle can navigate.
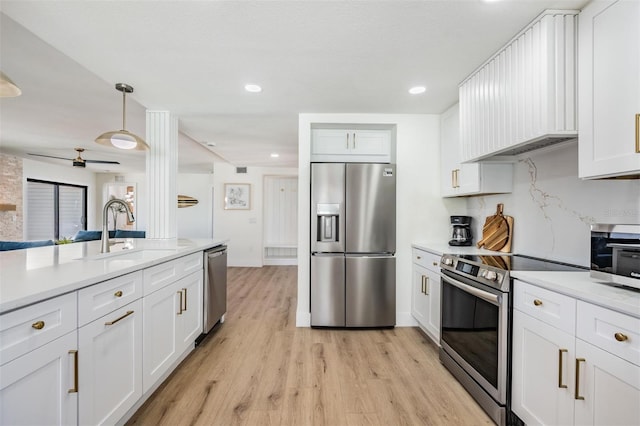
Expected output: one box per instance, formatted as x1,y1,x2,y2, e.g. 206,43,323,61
143,270,203,393
512,309,576,426
311,128,391,162
0,331,78,426
512,279,640,426
411,248,441,344
459,10,578,162
578,0,640,178
440,103,513,197
78,299,143,426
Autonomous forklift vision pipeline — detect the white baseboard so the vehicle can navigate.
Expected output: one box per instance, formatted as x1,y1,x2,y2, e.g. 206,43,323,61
296,310,310,327
264,258,298,266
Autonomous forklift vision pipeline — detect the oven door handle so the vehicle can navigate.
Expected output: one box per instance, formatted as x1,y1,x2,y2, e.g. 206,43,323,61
441,273,500,305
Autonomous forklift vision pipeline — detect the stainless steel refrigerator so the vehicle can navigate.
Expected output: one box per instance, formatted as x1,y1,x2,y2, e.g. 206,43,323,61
310,163,396,328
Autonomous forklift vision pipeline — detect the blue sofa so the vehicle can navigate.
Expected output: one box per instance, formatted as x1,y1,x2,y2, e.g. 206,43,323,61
0,240,55,251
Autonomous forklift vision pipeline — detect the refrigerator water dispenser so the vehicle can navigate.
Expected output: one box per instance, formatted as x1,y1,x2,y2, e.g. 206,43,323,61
316,203,340,242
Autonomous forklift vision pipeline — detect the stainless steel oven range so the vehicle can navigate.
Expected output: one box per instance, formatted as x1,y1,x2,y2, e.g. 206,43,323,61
439,254,586,426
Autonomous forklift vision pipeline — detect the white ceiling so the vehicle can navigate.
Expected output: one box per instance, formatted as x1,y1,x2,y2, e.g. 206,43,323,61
0,0,589,172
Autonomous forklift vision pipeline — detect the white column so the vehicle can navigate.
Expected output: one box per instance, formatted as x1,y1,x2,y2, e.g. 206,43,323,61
146,110,178,239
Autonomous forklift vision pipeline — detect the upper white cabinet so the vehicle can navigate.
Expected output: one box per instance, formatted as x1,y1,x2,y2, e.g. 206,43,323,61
311,128,392,162
578,0,640,179
440,103,513,197
459,10,578,162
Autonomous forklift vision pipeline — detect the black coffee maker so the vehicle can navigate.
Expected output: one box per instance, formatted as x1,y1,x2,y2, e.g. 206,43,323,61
449,216,473,246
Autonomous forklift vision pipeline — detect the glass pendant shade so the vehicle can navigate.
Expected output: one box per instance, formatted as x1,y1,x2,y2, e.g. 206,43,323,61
95,83,149,151
0,71,22,97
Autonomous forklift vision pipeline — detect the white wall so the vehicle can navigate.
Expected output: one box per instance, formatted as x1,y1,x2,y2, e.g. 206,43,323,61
212,162,298,267
297,113,466,327
22,159,98,236
177,173,214,239
463,141,640,266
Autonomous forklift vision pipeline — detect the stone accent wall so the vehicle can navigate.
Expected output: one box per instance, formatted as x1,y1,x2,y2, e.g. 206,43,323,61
0,153,23,240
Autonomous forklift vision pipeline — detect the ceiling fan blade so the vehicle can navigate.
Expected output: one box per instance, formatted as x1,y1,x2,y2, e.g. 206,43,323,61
28,153,73,161
84,159,121,165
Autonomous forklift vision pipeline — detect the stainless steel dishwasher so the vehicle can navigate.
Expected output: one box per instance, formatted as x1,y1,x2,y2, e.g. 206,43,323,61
203,245,227,334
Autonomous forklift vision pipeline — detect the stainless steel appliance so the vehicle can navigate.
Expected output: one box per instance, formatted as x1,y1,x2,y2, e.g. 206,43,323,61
203,245,227,334
590,224,640,290
449,215,473,246
439,254,586,425
310,163,396,328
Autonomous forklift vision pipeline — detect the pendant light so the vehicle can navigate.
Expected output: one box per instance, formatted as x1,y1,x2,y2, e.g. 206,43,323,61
0,71,22,97
95,83,149,150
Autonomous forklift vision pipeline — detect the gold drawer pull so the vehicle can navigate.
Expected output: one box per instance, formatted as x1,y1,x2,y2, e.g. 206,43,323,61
32,320,45,330
114,290,123,297
104,310,134,326
177,291,183,315
182,288,188,311
575,358,585,400
558,349,568,389
68,350,78,393
614,332,628,342
635,113,639,153
533,299,543,306
433,261,438,266
416,256,422,260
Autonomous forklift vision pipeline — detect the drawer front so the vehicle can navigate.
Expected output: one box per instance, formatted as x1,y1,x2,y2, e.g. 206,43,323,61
0,292,77,365
143,252,203,295
514,279,576,334
412,248,441,273
78,271,143,326
577,301,640,366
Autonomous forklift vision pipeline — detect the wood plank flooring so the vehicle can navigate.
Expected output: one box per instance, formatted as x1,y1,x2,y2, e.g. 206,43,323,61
127,266,492,426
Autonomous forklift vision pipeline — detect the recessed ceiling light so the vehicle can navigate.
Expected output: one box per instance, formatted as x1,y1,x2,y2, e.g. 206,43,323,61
245,84,262,93
409,86,427,95
270,153,279,158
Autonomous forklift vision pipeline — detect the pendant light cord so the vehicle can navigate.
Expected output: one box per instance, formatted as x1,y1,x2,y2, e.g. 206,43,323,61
122,89,127,131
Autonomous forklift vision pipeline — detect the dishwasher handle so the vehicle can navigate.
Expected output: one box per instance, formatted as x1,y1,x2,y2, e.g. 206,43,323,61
206,246,227,258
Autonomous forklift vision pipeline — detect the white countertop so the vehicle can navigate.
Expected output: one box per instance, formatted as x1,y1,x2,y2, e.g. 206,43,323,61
512,270,640,319
0,238,226,314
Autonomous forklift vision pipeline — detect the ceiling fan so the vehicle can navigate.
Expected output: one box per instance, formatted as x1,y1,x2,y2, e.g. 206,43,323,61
28,148,120,168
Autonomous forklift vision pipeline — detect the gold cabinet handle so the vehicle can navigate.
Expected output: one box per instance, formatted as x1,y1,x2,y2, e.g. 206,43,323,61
421,275,425,294
352,133,356,149
533,299,543,306
32,320,45,330
416,255,421,260
182,288,188,311
558,349,568,389
575,358,586,400
424,276,430,295
104,310,134,326
68,350,78,393
433,261,438,266
345,133,349,149
614,332,628,342
451,169,456,188
455,169,460,188
635,113,639,153
114,290,123,297
177,291,183,315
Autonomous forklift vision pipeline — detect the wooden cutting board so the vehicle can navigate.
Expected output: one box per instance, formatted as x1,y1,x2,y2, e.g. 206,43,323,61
477,203,512,251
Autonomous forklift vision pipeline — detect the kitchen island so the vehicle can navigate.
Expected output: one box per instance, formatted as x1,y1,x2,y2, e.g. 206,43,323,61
0,238,225,426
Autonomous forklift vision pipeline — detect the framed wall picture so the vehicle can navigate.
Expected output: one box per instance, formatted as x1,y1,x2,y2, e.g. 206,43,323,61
224,183,251,210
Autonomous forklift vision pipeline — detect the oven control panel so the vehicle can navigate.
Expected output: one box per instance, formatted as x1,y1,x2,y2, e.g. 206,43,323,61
440,254,509,291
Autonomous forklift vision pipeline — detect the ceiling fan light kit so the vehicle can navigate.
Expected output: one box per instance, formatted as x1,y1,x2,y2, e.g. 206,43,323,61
95,83,150,151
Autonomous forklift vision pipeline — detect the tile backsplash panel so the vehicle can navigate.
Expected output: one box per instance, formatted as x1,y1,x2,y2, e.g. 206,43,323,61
463,142,639,266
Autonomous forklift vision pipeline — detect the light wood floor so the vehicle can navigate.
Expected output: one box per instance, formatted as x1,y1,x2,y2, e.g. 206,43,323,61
127,266,492,426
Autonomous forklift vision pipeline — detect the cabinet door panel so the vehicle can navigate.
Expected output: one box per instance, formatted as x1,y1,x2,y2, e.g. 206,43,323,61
79,300,143,426
177,271,203,352
143,284,179,392
574,339,640,426
411,265,429,327
424,267,441,343
512,309,575,426
0,332,77,426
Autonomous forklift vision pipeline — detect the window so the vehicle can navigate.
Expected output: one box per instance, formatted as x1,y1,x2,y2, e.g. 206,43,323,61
26,179,87,240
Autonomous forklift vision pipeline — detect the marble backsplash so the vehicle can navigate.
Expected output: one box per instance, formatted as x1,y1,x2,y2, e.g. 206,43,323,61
460,141,639,267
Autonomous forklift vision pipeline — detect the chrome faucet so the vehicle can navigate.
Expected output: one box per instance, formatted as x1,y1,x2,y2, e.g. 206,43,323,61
101,199,135,253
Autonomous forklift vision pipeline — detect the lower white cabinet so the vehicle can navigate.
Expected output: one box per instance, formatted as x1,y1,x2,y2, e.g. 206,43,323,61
512,279,640,426
78,299,143,426
143,270,203,392
411,248,441,344
0,332,78,426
